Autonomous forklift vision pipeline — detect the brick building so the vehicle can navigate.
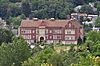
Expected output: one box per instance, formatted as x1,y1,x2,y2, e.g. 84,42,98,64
18,18,83,44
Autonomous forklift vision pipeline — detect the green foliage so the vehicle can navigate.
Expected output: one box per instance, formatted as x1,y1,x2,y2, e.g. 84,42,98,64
21,1,31,17
33,48,54,65
95,17,100,27
21,58,34,66
22,47,54,66
8,3,22,17
8,16,22,28
22,45,81,66
87,31,100,43
72,55,100,66
95,2,100,11
0,29,14,45
0,0,99,26
0,0,9,4
80,5,94,14
83,31,100,57
21,42,100,66
47,53,64,66
0,37,31,66
21,32,100,66
0,0,74,19
68,0,97,6
31,0,74,19
0,1,100,66
9,0,22,3
47,51,80,66
0,3,8,19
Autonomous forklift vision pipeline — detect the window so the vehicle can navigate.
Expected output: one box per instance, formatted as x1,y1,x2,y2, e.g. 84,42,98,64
50,36,52,39
50,30,52,33
65,36,75,40
33,30,35,33
39,29,45,34
67,31,71,34
27,35,31,39
52,30,62,34
53,35,61,39
27,30,31,34
53,35,57,39
65,36,70,40
22,35,31,39
33,36,35,38
65,29,75,34
57,35,61,39
21,29,25,34
21,29,31,34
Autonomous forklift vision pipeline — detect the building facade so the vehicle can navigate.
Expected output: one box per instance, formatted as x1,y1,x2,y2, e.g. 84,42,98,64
18,18,83,44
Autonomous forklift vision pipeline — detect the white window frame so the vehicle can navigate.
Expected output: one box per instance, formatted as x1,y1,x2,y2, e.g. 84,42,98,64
39,29,45,34
65,29,75,34
65,36,75,40
53,30,61,34
53,35,61,39
33,30,34,33
50,30,52,33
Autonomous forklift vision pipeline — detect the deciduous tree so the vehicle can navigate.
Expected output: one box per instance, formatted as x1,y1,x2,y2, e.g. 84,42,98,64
0,37,31,66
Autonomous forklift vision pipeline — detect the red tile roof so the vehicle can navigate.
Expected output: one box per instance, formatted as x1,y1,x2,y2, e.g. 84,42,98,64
20,18,82,28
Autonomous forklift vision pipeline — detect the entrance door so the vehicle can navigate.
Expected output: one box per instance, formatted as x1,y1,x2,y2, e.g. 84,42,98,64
40,37,44,42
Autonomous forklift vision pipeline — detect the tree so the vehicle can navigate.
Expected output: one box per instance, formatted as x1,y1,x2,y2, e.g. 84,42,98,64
47,53,64,66
72,55,100,66
22,47,54,66
8,15,23,28
0,37,31,66
95,2,100,15
8,3,22,17
0,0,99,20
92,41,100,56
0,4,8,19
0,0,9,4
21,1,31,17
85,31,100,54
95,17,100,27
0,29,14,45
68,0,97,6
80,5,94,14
31,0,74,19
9,0,21,3
87,31,100,43
71,0,85,5
21,58,34,66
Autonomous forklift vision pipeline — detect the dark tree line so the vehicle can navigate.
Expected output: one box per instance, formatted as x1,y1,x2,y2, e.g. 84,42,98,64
0,0,99,19
0,0,100,26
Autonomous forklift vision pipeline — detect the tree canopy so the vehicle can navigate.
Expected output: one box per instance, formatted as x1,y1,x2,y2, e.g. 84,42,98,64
0,0,99,27
0,29,14,45
0,37,31,66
